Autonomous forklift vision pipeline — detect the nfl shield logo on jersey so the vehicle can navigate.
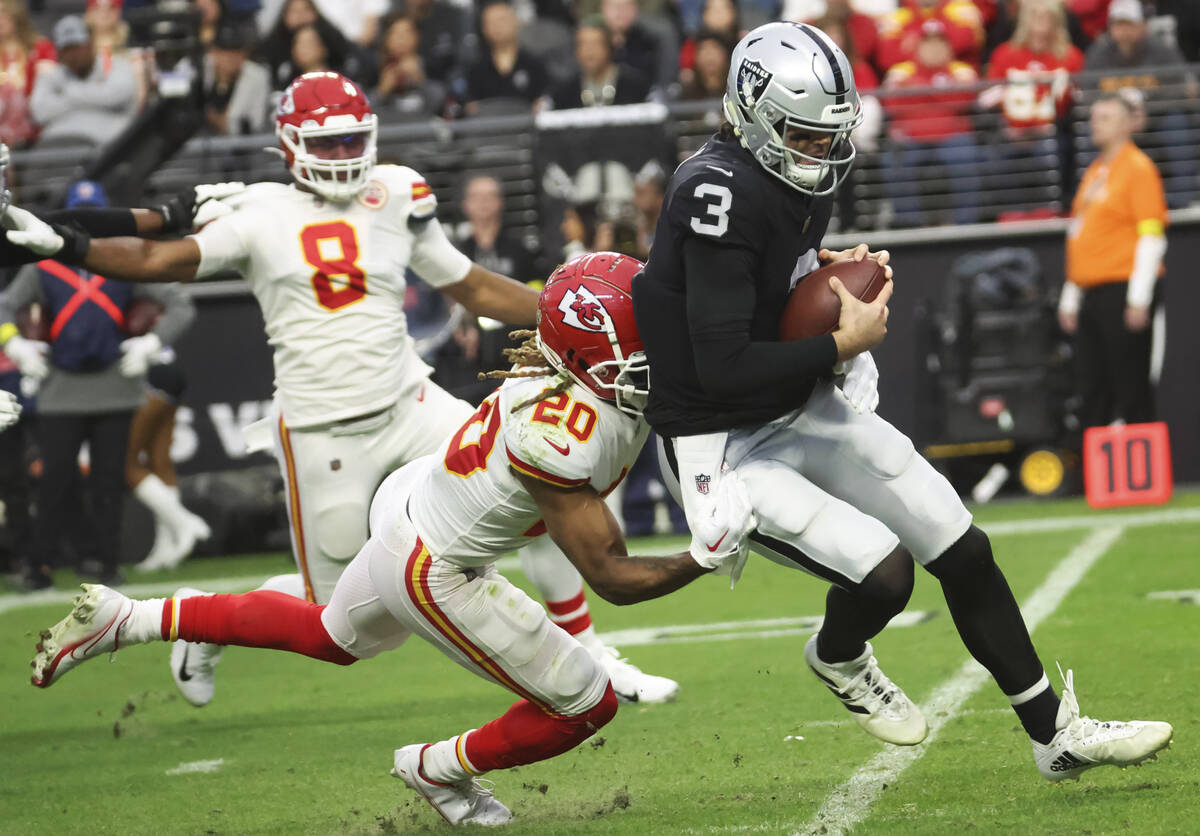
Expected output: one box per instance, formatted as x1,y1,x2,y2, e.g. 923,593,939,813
695,474,711,495
737,59,772,107
557,286,610,333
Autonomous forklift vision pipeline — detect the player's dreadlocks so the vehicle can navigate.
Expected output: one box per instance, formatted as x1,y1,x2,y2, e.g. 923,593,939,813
478,329,573,412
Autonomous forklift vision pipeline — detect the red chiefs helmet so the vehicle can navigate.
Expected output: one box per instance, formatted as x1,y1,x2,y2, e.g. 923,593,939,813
275,72,378,202
536,252,649,417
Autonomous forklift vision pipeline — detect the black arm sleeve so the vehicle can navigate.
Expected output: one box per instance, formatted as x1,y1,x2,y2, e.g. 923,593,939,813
45,208,139,238
0,208,140,269
684,236,837,400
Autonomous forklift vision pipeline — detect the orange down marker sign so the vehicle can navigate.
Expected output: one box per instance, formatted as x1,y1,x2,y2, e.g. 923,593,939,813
1083,422,1173,508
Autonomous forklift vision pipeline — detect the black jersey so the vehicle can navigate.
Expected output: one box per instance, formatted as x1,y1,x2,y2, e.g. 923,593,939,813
632,133,839,437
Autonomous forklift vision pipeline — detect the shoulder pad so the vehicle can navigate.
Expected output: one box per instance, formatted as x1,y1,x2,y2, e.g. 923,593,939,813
501,383,600,489
668,155,765,249
369,165,439,222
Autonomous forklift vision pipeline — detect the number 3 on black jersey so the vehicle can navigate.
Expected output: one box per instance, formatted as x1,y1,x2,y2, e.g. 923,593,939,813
689,183,732,238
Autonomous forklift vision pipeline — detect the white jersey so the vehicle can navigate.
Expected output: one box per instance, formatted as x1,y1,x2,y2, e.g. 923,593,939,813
191,165,472,429
404,376,650,565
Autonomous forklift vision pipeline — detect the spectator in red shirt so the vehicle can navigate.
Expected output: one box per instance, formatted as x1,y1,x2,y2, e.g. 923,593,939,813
882,20,983,226
878,0,986,71
983,0,1084,134
0,0,55,147
1067,0,1111,43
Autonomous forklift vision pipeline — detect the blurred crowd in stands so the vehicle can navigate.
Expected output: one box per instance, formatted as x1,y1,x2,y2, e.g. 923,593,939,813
0,0,1192,143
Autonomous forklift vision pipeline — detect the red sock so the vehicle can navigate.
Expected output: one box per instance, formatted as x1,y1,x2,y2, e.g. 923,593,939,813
463,684,617,772
545,590,592,636
161,591,356,665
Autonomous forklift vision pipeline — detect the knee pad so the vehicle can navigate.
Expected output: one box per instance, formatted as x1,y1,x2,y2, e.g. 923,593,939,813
926,525,994,583
570,682,618,731
546,641,604,710
314,501,370,563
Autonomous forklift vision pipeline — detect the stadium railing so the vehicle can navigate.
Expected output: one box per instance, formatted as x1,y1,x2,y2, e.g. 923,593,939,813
8,65,1196,250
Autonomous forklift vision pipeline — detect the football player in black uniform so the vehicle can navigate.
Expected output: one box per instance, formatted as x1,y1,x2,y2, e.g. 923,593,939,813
633,22,1171,781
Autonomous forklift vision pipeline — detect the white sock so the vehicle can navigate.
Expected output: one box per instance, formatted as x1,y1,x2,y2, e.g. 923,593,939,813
134,474,193,532
420,731,478,784
122,597,169,644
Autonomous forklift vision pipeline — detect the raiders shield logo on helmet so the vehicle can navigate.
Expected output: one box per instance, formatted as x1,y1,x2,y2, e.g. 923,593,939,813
557,285,610,333
737,58,773,108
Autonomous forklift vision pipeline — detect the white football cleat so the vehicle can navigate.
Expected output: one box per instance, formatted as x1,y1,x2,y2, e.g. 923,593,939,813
171,640,223,707
592,643,679,704
31,584,133,688
392,744,513,827
1033,667,1173,782
157,514,212,570
804,635,928,745
169,587,222,707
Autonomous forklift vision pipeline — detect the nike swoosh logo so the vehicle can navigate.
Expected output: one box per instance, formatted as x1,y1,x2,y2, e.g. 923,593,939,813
178,645,193,682
416,384,426,403
706,531,729,552
544,438,570,456
705,165,733,177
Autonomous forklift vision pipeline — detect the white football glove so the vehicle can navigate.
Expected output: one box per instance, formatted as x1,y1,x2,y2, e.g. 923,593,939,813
689,470,757,575
0,390,21,430
3,205,65,256
834,350,879,414
118,332,162,377
4,334,50,380
192,182,245,230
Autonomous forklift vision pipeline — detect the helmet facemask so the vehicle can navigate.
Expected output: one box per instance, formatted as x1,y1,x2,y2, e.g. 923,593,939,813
535,325,649,418
589,350,649,417
278,112,378,202
724,94,861,196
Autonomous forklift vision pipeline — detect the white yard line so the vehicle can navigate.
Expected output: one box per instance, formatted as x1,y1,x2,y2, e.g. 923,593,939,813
983,505,1200,536
597,611,935,649
797,524,1126,836
165,758,225,776
0,504,1192,616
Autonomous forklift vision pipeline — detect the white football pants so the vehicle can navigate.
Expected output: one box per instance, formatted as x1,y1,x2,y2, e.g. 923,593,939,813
662,381,972,587
322,462,609,716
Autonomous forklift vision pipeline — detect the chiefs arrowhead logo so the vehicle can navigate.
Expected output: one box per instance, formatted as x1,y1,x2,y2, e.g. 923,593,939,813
557,285,610,333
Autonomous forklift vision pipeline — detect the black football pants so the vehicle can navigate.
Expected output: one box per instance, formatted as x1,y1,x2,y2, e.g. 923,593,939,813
1075,281,1157,430
32,410,133,574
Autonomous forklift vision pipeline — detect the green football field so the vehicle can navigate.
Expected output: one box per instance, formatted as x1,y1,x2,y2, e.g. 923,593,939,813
3,493,1198,835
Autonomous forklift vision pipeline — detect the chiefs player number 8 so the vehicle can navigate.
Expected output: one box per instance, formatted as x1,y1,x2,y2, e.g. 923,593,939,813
300,221,367,311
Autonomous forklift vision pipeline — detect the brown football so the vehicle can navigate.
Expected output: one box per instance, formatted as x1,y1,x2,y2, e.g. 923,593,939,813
779,257,890,341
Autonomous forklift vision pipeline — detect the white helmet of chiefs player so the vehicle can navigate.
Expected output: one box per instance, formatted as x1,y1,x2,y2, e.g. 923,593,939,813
275,71,378,202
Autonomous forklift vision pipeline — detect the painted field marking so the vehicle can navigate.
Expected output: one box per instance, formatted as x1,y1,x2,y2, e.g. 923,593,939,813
1147,589,1200,605
1,503,1193,617
597,610,935,649
165,758,225,776
798,524,1126,836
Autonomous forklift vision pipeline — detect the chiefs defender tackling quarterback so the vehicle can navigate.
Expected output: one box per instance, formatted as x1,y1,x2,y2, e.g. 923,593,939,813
3,72,679,706
30,253,755,826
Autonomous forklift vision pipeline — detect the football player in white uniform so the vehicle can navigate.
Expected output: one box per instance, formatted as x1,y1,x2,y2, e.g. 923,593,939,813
31,253,754,826
3,72,678,705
